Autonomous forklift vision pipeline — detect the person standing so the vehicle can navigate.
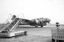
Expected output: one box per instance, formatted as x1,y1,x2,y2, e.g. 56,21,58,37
11,15,16,20
56,22,60,29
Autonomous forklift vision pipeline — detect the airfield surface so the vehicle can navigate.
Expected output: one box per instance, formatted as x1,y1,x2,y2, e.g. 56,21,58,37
0,24,64,42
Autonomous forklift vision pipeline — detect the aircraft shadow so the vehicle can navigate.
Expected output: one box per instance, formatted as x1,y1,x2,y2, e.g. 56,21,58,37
18,26,43,28
18,25,55,29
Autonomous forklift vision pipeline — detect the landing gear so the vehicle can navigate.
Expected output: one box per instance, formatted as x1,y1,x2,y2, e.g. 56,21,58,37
40,25,43,27
35,25,38,28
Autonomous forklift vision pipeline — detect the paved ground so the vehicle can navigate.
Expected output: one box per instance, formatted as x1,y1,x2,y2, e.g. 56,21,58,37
15,25,52,36
0,24,63,42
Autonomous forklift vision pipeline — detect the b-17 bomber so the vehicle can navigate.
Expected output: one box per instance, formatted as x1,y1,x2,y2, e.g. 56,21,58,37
11,15,51,28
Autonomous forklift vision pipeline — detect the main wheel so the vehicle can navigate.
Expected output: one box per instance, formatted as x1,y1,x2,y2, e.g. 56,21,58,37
35,25,38,28
40,25,43,27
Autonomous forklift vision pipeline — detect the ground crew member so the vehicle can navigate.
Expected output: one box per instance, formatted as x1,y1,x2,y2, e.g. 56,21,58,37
56,22,60,29
11,15,16,20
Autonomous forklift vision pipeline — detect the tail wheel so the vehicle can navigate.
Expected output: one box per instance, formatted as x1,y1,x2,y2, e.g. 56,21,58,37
35,25,38,28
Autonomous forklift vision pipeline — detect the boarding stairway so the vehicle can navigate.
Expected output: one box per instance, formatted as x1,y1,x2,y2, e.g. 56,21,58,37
1,18,21,33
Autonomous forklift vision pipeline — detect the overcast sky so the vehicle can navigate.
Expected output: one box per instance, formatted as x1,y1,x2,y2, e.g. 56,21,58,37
0,0,64,24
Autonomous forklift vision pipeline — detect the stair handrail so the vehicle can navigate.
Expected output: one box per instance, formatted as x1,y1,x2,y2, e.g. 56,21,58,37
0,18,16,32
9,19,21,31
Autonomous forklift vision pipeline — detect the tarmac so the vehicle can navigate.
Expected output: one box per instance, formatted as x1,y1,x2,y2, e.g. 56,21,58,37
0,24,63,42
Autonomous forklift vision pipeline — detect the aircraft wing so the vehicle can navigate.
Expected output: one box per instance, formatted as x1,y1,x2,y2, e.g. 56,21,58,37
19,19,34,25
